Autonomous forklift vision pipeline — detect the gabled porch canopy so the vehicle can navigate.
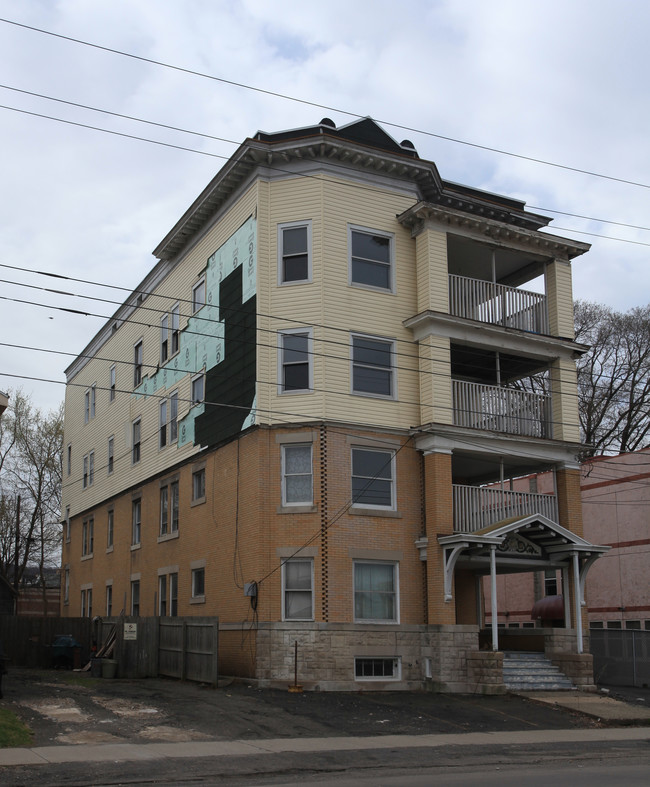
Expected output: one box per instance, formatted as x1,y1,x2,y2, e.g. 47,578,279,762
438,514,609,653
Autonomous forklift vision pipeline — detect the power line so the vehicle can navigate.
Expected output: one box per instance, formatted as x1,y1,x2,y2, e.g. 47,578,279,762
2,82,649,237
2,16,649,191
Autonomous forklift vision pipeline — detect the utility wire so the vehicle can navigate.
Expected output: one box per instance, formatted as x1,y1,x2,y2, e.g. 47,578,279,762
2,17,649,191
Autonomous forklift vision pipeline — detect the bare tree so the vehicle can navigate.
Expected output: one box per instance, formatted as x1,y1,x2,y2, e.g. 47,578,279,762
575,301,650,456
0,390,63,591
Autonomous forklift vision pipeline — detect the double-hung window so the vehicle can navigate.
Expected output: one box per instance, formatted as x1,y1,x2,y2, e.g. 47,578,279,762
132,499,141,546
82,517,94,557
84,385,95,422
349,227,393,291
169,392,178,443
133,341,143,387
159,399,168,448
107,436,114,474
354,561,398,623
278,221,311,284
131,580,140,616
88,451,94,486
351,334,395,398
160,486,169,536
132,418,141,464
171,304,180,355
83,454,89,489
191,374,205,404
192,278,206,313
109,365,116,402
191,567,205,600
282,444,313,505
283,559,313,620
158,572,178,616
106,584,113,617
192,468,206,503
107,509,114,549
160,314,169,363
160,479,179,536
279,329,312,393
351,447,395,509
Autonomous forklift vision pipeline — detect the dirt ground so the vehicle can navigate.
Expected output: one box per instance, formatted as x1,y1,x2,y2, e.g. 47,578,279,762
0,667,606,748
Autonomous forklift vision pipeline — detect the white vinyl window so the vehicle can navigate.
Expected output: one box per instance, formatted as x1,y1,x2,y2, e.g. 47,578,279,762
171,304,180,355
191,374,205,404
354,561,398,623
107,436,114,474
132,499,141,545
349,226,393,291
351,334,395,398
132,418,141,464
282,444,313,505
278,221,311,284
109,365,116,402
283,559,314,621
133,341,143,387
84,385,96,422
191,567,205,599
192,277,206,313
160,314,169,363
279,329,312,393
351,447,395,509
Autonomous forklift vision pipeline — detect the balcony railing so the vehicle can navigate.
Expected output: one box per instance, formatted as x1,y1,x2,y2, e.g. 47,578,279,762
453,484,559,533
449,274,549,334
453,380,551,438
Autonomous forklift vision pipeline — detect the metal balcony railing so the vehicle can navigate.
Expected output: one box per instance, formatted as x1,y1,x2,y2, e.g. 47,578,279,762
453,484,559,533
449,274,549,334
453,380,551,438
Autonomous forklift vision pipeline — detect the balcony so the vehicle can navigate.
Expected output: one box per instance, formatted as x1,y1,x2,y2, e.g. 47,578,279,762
453,380,551,438
449,274,549,334
453,484,559,533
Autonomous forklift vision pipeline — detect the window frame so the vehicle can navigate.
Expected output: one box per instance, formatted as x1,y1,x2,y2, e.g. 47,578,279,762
278,328,313,394
65,506,71,543
350,333,396,399
107,508,114,549
192,277,206,314
169,391,178,443
66,444,71,476
132,498,141,546
159,399,168,448
281,443,313,506
171,304,180,356
348,225,395,293
282,558,314,621
278,220,312,285
353,560,399,624
159,485,169,536
88,450,94,486
351,446,396,510
131,580,140,616
133,340,143,387
158,574,168,616
109,365,116,402
82,517,94,557
106,584,113,617
132,418,141,464
83,453,89,489
191,567,205,600
107,435,114,475
160,313,169,363
191,373,205,405
354,657,401,681
192,467,206,504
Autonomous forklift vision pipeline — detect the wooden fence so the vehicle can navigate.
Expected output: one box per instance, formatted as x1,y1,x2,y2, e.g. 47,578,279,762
0,616,92,667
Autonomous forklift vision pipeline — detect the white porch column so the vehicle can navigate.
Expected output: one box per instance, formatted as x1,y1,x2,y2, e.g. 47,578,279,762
490,545,498,652
572,552,583,654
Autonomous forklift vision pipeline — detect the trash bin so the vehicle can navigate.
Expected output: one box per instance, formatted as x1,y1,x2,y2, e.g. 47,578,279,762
102,658,118,679
51,634,82,670
90,657,103,678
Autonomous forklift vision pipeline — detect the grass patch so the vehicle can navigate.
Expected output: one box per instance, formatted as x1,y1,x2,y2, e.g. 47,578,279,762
0,707,33,748
61,674,100,688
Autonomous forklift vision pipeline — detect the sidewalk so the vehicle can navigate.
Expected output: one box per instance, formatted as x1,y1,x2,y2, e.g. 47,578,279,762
1,725,649,767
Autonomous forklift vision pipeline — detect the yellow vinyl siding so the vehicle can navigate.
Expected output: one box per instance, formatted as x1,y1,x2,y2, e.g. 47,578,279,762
415,224,448,314
549,358,581,442
545,259,575,339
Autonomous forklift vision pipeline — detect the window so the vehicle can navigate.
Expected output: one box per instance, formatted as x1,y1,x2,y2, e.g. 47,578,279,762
159,399,168,448
159,575,167,616
169,572,178,616
109,365,116,402
133,341,143,387
87,589,93,619
107,436,114,474
171,304,180,355
283,559,313,620
132,418,141,464
131,580,140,616
81,589,86,617
606,620,622,629
84,385,96,423
82,517,94,556
354,561,398,622
160,480,179,535
626,620,641,630
64,568,70,605
67,444,71,476
83,454,89,489
160,314,169,363
544,569,558,597
351,447,395,508
88,451,94,486
84,390,89,424
65,506,71,542
349,227,393,291
90,385,96,419
107,509,114,549
170,481,179,532
159,486,168,535
279,221,311,283
192,278,206,313
191,373,205,404
191,567,205,599
192,468,206,502
279,330,312,393
170,391,178,443
355,657,400,680
106,584,113,617
132,498,141,545
351,335,394,398
282,444,313,505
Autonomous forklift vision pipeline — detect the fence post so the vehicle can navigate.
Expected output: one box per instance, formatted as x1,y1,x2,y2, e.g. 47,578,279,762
211,620,219,688
181,620,187,681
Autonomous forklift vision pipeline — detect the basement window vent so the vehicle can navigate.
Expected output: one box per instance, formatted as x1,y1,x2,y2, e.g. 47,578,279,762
354,657,400,681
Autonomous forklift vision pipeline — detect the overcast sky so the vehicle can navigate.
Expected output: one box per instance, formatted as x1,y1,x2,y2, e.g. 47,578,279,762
1,0,649,414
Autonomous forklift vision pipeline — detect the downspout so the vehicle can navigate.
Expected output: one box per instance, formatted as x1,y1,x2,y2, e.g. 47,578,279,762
490,545,499,652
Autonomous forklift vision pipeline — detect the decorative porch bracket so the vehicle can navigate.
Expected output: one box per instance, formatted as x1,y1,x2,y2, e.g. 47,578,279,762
442,543,469,601
579,551,607,604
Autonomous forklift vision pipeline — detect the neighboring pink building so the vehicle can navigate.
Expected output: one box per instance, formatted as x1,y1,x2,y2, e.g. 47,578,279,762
483,448,650,632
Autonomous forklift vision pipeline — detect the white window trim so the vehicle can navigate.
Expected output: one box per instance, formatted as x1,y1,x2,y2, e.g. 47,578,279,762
350,332,397,400
191,373,205,405
170,303,180,356
192,277,206,314
277,220,312,286
159,399,168,449
353,560,399,624
351,446,396,510
348,224,395,293
191,566,206,601
160,314,169,363
281,443,313,506
277,327,313,395
107,435,114,475
109,365,116,402
282,558,314,622
132,417,141,464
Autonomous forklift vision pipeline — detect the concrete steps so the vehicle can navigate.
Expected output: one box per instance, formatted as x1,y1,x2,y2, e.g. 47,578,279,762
503,651,576,691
